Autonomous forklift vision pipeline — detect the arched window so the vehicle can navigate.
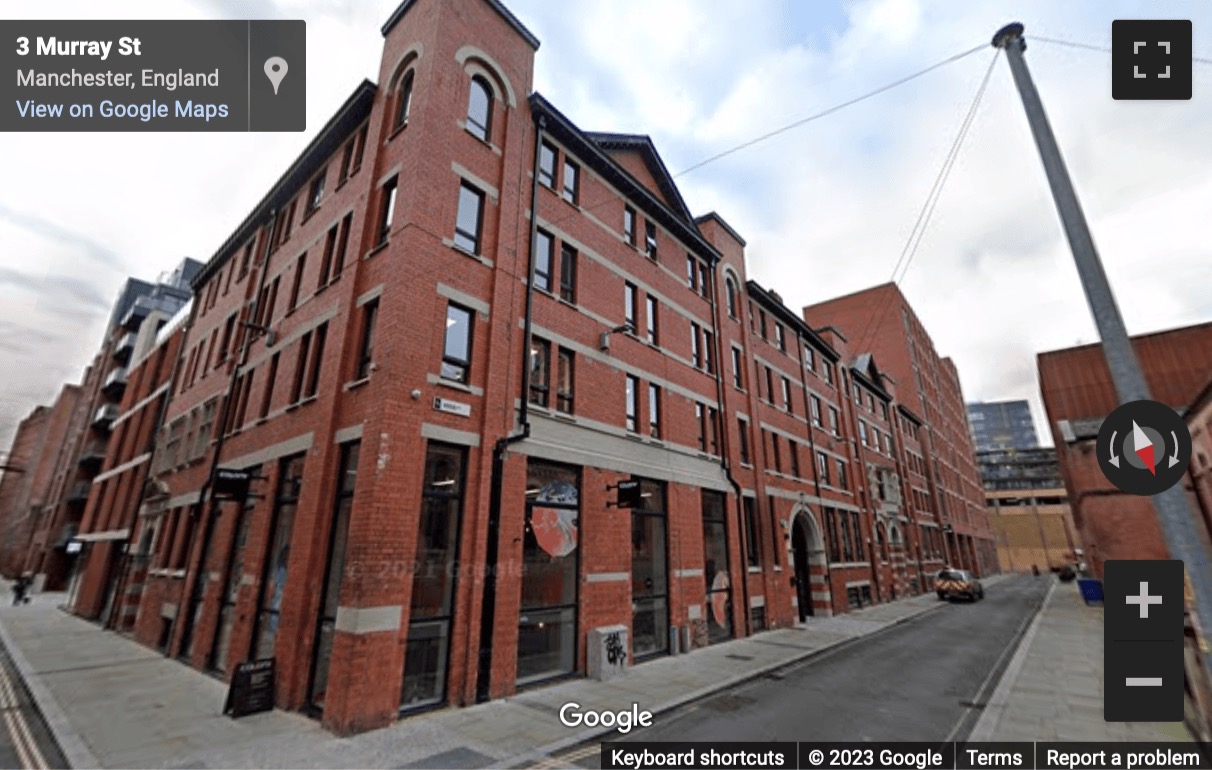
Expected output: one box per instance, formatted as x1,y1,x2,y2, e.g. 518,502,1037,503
394,69,415,129
725,278,738,319
466,76,492,141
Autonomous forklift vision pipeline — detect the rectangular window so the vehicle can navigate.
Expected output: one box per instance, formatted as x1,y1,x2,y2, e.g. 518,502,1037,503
859,420,868,446
732,347,744,389
289,252,307,311
854,382,862,404
824,363,834,386
804,345,815,372
377,176,398,245
836,459,848,490
624,282,637,330
781,376,792,411
625,375,639,432
775,323,785,351
562,160,579,204
254,454,304,659
351,124,368,172
402,444,466,708
648,384,661,439
759,311,767,340
645,296,658,345
884,433,893,455
441,304,473,383
703,330,714,374
738,418,751,464
559,244,577,303
744,497,760,567
810,395,822,426
764,366,774,403
318,225,337,287
556,347,574,414
701,491,732,645
333,213,352,276
769,495,781,567
872,426,881,450
455,183,484,254
690,322,701,367
789,440,800,477
699,262,710,299
219,314,236,363
645,220,657,260
339,137,355,182
707,407,719,455
518,460,579,683
829,405,840,435
260,354,279,418
816,451,830,485
770,431,781,472
291,331,312,404
307,170,325,213
624,206,636,245
686,255,697,290
539,142,557,188
695,403,706,451
356,300,378,380
529,338,550,408
534,230,553,291
304,323,327,399
307,442,358,706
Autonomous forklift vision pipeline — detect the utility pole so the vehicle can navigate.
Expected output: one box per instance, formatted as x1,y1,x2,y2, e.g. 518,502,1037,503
993,22,1212,683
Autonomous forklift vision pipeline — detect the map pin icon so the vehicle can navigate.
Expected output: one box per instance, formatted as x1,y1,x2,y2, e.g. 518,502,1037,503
264,57,288,95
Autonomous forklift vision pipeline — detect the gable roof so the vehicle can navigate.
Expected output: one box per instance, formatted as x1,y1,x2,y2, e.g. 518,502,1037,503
851,353,893,401
584,132,695,225
531,94,719,263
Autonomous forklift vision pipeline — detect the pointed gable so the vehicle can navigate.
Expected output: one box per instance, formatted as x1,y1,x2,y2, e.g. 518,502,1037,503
584,133,695,224
852,352,893,399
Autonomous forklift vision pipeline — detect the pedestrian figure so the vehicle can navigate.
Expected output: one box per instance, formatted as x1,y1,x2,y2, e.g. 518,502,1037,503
1032,564,1040,577
11,574,29,606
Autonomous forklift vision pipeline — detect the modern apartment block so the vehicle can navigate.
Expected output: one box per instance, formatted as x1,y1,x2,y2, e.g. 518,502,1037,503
804,283,998,577
1038,321,1212,578
967,399,1039,452
0,0,987,736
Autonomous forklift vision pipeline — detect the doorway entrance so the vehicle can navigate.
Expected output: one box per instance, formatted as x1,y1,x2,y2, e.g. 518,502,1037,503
790,509,826,622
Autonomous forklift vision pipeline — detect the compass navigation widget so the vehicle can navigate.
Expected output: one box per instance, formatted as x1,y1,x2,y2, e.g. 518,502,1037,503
1097,399,1192,495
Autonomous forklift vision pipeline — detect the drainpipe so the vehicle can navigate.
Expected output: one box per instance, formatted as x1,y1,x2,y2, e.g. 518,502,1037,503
476,113,543,702
167,215,275,659
794,331,822,501
708,267,750,638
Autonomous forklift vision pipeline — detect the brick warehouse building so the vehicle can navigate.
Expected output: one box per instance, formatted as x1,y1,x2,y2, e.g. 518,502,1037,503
69,289,194,629
805,283,998,576
1038,321,1212,578
22,0,996,735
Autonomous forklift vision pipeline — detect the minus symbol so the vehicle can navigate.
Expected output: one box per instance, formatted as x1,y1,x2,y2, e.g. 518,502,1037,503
1126,677,1163,686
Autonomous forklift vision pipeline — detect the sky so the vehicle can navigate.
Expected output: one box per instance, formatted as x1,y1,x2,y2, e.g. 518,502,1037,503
2,0,1211,452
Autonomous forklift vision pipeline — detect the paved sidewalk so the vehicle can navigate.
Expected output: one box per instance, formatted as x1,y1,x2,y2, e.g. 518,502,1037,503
970,580,1194,742
0,576,1012,769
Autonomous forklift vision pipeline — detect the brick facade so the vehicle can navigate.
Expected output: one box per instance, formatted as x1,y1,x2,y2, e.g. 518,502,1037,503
1038,322,1212,578
1,0,1001,736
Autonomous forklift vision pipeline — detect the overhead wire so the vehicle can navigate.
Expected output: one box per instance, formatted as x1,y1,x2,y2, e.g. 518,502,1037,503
846,50,1001,359
1033,34,1212,66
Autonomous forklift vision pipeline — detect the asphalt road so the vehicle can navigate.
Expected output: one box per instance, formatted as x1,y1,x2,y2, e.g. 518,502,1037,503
0,630,66,770
546,574,1049,768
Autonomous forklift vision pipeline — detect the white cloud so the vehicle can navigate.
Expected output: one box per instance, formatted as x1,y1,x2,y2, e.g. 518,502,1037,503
3,0,1211,451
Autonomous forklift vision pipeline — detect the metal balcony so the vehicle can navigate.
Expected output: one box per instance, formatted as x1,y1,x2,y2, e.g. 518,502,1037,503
113,331,136,363
101,366,128,399
77,442,107,471
92,403,120,431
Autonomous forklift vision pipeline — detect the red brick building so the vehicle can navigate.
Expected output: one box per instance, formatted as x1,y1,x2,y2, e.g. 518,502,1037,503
0,387,80,579
1188,377,1212,546
21,0,1000,737
1038,322,1212,578
69,296,193,629
804,283,998,576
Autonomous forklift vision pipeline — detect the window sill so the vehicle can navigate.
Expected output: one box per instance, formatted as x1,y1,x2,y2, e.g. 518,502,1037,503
739,462,754,469
344,377,371,392
560,196,581,212
447,241,493,267
747,566,762,574
365,242,388,261
301,207,320,225
434,377,476,395
388,121,408,141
